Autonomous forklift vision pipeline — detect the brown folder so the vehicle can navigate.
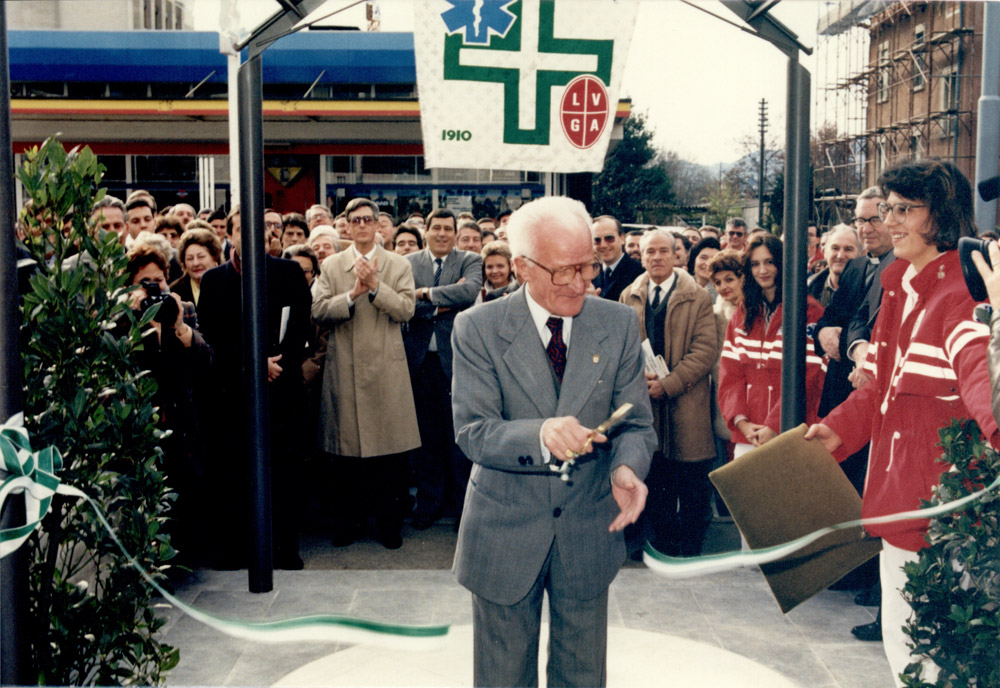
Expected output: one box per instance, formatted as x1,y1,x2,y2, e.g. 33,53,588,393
709,424,882,613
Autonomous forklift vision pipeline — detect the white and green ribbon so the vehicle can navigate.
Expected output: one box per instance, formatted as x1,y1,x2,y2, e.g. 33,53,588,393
643,472,1000,578
0,416,449,649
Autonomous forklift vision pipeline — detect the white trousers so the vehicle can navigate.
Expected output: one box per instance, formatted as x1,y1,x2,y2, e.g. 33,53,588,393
880,541,939,687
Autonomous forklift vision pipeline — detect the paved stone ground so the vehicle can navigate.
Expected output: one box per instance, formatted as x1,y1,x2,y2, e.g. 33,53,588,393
158,517,894,687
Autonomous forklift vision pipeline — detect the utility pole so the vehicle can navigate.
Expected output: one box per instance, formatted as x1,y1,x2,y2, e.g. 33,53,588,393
758,98,768,225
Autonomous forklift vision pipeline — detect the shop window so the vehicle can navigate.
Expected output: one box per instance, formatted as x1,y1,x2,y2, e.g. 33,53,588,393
133,155,197,183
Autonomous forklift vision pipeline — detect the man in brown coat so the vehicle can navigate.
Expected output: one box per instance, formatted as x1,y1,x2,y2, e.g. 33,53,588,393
311,198,420,549
620,228,719,557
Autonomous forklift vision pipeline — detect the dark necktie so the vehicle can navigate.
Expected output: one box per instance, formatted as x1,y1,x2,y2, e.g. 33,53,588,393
604,267,612,283
433,258,443,287
546,317,567,382
651,285,662,310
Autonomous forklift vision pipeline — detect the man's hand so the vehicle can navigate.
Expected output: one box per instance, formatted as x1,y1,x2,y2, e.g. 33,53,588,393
848,341,872,388
803,423,843,455
541,416,607,462
645,371,666,399
609,465,647,532
267,354,283,382
971,241,1000,310
355,256,379,292
817,326,842,361
349,275,369,301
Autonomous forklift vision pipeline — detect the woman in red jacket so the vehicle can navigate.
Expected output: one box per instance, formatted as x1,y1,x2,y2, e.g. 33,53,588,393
719,234,826,457
806,160,998,686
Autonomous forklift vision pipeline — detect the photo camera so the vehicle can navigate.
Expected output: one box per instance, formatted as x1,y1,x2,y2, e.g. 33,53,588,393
958,175,1000,303
139,279,178,325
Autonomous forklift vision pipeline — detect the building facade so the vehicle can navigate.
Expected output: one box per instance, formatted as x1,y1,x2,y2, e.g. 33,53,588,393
815,1,995,224
8,29,626,218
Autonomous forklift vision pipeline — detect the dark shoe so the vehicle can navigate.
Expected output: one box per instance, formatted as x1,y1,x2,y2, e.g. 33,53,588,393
276,553,304,570
411,513,438,531
379,530,403,550
851,620,882,642
855,586,881,607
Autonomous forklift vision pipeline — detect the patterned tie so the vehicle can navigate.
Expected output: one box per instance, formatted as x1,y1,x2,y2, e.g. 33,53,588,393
651,285,662,310
546,317,567,382
433,257,443,287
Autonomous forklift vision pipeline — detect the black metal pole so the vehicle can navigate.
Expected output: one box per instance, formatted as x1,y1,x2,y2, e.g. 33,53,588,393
0,0,31,681
780,56,811,431
237,53,273,593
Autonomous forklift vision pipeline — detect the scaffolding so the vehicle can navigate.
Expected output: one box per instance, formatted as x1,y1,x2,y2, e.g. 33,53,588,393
813,1,982,227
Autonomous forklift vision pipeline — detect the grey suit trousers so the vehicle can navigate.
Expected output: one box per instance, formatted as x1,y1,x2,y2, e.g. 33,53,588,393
472,542,608,688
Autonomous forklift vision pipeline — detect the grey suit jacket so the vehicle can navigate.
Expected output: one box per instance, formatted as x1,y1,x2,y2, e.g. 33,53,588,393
451,289,656,605
405,247,483,377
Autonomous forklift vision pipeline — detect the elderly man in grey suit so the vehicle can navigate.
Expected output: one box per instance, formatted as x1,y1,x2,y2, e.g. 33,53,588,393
405,207,483,529
452,196,656,687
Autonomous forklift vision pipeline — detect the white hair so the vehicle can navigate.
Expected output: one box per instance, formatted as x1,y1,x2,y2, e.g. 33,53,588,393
133,230,175,260
639,227,677,253
506,196,592,260
308,225,341,251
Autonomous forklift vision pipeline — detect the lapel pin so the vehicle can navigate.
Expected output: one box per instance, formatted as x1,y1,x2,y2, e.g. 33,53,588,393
592,355,600,363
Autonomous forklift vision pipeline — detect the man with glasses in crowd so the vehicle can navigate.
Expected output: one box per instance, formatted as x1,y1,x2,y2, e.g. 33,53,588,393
451,196,654,687
311,197,420,549
590,215,644,302
405,208,483,531
812,185,893,639
724,218,747,252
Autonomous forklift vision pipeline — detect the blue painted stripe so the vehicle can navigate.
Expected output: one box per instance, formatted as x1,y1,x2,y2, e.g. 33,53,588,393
9,30,416,85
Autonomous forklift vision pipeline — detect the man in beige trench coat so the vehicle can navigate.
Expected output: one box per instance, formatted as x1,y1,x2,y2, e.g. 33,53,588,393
311,197,420,549
619,228,718,558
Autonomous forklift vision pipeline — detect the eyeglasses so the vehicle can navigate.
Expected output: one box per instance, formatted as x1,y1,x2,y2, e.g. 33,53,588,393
524,257,601,286
727,230,744,238
593,234,618,244
350,215,377,226
265,220,283,229
853,215,882,227
877,202,927,223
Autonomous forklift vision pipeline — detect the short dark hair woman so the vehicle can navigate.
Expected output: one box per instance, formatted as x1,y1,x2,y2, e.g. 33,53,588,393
806,159,992,684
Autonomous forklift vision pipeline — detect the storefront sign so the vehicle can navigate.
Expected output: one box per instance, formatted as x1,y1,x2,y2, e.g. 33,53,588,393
414,0,639,173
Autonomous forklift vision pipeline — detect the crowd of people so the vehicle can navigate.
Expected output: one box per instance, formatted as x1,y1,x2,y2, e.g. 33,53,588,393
19,157,997,687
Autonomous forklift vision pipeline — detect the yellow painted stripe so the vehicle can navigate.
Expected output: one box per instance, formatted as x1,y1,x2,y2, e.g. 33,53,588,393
14,98,631,119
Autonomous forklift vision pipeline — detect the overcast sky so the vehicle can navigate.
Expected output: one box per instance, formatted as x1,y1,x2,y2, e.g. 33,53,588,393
194,0,829,167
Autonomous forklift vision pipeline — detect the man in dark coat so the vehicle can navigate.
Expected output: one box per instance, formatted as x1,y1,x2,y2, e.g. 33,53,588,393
590,215,644,302
197,206,312,570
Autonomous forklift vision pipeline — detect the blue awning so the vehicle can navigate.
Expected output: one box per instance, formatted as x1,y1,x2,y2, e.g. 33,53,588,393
9,29,417,85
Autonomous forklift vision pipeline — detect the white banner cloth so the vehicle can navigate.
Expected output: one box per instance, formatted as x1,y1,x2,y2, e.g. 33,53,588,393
414,0,639,173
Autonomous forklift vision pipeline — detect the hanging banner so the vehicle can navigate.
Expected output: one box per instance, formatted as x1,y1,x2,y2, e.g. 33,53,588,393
413,0,639,173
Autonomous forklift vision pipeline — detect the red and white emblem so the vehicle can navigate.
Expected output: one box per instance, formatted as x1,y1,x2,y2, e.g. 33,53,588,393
560,75,610,149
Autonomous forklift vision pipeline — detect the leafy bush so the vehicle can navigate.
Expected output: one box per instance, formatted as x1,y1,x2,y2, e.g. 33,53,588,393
18,138,178,685
901,418,1000,687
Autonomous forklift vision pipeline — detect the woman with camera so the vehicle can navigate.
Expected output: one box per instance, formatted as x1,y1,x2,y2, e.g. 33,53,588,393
805,160,999,685
126,243,213,566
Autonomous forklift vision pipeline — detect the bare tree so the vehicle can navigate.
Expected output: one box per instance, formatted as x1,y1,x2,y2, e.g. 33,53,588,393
724,133,784,200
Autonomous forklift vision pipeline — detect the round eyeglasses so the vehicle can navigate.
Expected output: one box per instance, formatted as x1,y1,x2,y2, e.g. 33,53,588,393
877,202,927,223
524,257,601,286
